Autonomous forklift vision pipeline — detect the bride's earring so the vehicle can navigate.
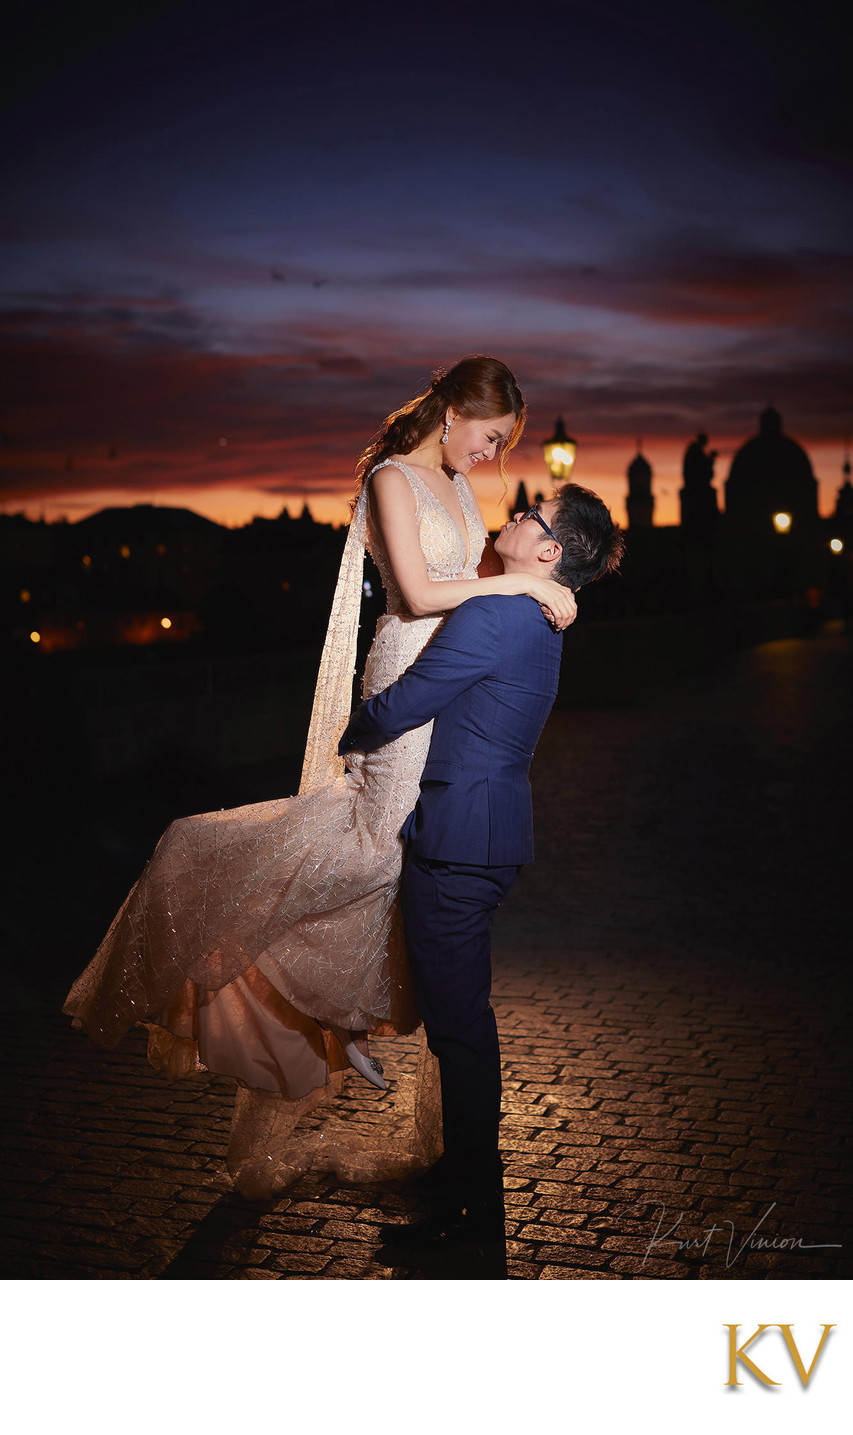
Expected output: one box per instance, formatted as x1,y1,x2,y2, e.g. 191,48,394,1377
441,419,451,445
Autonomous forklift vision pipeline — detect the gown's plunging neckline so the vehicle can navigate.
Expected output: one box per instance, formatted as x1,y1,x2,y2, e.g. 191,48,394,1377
386,458,472,568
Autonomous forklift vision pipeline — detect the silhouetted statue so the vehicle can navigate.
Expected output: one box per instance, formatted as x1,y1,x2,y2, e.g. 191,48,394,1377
680,433,718,534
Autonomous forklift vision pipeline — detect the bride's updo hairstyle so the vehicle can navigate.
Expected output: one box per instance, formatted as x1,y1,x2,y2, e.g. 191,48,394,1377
356,355,526,492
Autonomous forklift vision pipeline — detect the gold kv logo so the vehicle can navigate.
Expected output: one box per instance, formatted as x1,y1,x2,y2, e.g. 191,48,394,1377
725,1325,835,1387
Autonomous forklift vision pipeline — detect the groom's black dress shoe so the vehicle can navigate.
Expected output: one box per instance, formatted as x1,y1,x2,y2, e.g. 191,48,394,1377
380,1192,505,1252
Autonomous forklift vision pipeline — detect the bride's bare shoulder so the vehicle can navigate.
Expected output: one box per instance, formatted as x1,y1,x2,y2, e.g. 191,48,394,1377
368,458,416,489
366,461,418,517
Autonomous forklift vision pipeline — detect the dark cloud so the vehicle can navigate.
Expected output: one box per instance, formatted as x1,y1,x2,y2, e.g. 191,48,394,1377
377,240,853,331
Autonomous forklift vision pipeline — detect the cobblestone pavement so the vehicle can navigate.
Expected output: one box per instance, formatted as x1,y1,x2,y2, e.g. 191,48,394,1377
2,627,849,1280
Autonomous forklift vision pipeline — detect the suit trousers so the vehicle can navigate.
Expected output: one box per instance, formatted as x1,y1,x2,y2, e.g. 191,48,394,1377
401,851,521,1195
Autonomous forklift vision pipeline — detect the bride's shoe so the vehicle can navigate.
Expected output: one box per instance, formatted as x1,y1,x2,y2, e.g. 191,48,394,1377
330,1026,387,1091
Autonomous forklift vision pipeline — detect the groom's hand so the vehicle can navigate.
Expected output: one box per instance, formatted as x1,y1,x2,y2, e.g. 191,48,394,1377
342,748,367,784
338,715,354,755
339,706,369,756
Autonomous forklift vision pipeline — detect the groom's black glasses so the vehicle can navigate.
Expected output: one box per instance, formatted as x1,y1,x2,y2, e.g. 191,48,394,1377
522,505,561,546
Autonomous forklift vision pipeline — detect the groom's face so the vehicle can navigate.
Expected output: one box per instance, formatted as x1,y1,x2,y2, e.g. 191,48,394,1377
494,498,561,569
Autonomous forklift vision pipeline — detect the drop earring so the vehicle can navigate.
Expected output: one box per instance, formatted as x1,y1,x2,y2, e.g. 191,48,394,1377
441,419,450,445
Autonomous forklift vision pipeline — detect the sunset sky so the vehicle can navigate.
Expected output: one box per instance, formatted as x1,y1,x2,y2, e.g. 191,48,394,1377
3,0,851,531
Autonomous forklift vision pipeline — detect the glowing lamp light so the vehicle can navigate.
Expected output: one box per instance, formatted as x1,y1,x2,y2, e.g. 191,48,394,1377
160,617,172,629
543,418,577,482
120,544,131,558
773,512,792,533
82,555,92,567
20,589,31,603
830,538,844,553
30,631,41,644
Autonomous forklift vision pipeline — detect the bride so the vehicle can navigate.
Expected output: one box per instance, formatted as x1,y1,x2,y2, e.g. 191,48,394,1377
64,355,576,1196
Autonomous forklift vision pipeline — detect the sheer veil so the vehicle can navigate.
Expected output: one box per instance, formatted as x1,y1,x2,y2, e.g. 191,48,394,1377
299,486,368,796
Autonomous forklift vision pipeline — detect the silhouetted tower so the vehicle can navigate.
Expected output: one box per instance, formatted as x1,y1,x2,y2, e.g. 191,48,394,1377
626,443,654,528
680,433,718,535
509,479,531,519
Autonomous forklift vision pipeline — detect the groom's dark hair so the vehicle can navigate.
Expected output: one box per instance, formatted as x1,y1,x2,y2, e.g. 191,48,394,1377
547,483,624,590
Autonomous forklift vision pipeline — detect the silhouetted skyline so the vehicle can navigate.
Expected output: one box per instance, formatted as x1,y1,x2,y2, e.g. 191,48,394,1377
3,0,851,529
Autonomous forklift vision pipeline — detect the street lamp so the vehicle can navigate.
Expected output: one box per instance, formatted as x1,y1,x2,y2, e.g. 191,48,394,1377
773,512,792,533
543,417,577,482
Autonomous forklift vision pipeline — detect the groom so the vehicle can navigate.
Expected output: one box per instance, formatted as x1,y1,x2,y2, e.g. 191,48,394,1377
339,483,623,1249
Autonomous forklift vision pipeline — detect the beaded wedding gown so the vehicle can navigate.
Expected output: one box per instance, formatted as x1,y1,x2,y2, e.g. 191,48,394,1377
64,460,487,1197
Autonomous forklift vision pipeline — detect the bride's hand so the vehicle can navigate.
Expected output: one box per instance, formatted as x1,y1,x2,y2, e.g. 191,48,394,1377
523,577,578,630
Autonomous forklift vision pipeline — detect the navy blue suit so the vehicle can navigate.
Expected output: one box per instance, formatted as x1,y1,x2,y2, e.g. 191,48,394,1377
339,594,563,1195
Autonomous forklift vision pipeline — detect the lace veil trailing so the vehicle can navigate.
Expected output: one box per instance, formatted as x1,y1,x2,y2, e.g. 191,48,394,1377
299,487,368,796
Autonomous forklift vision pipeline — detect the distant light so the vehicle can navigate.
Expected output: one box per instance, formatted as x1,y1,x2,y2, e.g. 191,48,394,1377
160,617,172,629
30,631,41,644
82,555,92,567
20,588,31,603
363,580,373,599
281,580,291,591
218,437,228,447
773,512,792,533
120,544,131,558
830,537,844,554
76,620,85,630
156,543,167,556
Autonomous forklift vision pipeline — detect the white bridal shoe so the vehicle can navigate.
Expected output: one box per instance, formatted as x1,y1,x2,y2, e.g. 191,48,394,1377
330,1026,388,1091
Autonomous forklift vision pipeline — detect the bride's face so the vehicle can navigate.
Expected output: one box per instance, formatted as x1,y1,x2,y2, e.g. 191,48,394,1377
446,410,516,475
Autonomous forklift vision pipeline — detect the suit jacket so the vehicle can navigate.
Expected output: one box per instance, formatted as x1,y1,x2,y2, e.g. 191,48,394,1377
338,594,563,865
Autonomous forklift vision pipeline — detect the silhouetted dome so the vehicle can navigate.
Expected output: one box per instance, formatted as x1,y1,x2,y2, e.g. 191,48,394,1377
628,453,652,482
725,408,818,526
74,504,222,537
